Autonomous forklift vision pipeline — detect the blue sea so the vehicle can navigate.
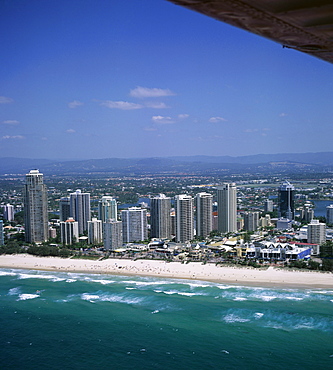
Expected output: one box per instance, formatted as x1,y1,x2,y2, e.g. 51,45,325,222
1,269,333,370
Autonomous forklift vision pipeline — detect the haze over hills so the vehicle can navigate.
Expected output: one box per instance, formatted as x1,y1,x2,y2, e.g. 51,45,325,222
1,152,333,176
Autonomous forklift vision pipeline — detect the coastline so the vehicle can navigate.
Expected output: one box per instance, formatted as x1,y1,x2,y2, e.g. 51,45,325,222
0,254,332,289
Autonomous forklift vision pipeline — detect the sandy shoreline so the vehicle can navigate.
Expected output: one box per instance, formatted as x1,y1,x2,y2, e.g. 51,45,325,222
0,254,332,289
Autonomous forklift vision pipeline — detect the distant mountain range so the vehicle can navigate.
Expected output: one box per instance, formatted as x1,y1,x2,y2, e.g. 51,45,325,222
1,152,333,176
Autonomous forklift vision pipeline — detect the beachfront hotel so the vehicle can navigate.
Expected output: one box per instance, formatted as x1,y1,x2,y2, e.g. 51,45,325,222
175,194,194,243
121,207,147,243
217,183,237,233
23,169,48,243
196,192,213,238
150,194,171,239
70,189,91,235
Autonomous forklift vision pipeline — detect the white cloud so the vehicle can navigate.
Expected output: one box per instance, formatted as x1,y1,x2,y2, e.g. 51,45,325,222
2,135,24,140
0,96,14,104
68,100,84,108
178,114,189,119
130,86,175,98
2,120,20,125
100,100,143,110
279,113,287,117
41,137,48,141
152,115,175,124
66,129,76,133
209,116,227,123
244,128,258,133
144,101,168,109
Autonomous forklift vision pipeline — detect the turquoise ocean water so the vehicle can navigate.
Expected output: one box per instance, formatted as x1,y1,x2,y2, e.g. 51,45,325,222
1,268,333,370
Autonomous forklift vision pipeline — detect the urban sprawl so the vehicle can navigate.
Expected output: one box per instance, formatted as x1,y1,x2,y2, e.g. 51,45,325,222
1,169,333,271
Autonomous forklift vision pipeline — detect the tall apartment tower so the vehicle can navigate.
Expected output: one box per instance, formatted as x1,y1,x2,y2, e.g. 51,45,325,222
243,211,259,232
23,169,48,243
104,219,123,250
0,220,4,245
70,189,91,235
217,183,237,234
175,194,193,243
87,218,103,244
59,197,70,222
303,207,314,223
150,194,171,239
307,219,326,244
98,196,117,222
121,207,147,243
60,217,79,245
196,192,213,238
278,181,295,220
264,199,273,213
3,204,14,221
326,204,333,225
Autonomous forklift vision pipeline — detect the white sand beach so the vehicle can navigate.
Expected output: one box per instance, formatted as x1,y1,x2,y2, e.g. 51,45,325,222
0,254,332,288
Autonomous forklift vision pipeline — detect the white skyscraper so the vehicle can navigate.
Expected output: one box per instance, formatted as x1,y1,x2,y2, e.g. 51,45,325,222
326,204,333,225
217,183,237,234
60,217,79,245
70,189,91,235
98,196,117,223
150,194,171,239
196,192,213,238
121,207,147,243
104,219,123,250
3,204,14,221
87,218,103,244
307,219,326,244
175,194,193,243
23,169,48,243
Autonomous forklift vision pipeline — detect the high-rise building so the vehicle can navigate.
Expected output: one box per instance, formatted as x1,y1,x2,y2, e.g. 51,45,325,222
98,196,117,223
0,220,4,245
264,199,273,213
303,207,314,223
59,197,70,222
217,183,237,233
87,218,103,244
278,181,295,220
243,211,259,231
23,169,48,243
121,207,147,243
326,204,333,225
3,204,14,221
175,194,193,243
60,217,79,245
307,219,326,244
150,194,171,239
104,219,122,250
196,192,213,238
70,189,91,235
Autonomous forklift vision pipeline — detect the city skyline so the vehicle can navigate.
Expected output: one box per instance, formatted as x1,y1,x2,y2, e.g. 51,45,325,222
1,0,333,160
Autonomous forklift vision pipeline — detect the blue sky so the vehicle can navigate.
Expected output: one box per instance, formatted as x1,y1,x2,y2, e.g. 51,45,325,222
1,0,332,160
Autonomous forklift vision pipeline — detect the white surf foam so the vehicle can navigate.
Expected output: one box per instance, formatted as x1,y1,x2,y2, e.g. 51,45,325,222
223,314,250,323
0,270,17,277
90,279,115,285
8,287,21,296
17,293,40,301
